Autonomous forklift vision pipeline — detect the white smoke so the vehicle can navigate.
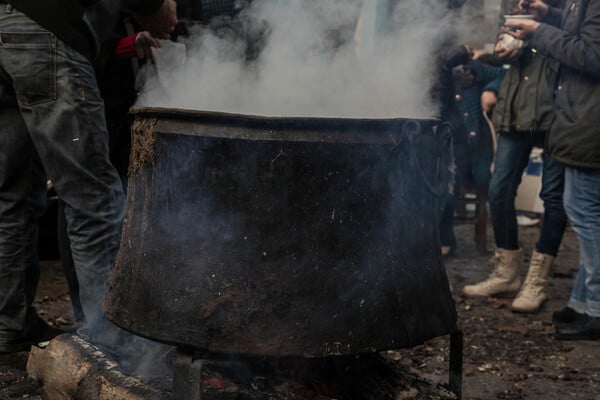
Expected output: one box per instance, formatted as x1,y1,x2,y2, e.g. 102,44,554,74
137,0,464,118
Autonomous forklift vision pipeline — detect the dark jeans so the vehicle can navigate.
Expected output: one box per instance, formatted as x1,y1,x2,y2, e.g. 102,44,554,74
439,119,494,248
0,9,125,347
488,131,567,255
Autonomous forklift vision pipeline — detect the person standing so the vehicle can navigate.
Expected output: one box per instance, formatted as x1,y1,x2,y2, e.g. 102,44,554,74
505,0,600,340
0,0,176,353
462,0,568,314
437,45,505,257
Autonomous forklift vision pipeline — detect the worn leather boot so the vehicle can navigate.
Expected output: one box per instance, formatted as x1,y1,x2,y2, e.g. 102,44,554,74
463,248,523,297
511,250,554,313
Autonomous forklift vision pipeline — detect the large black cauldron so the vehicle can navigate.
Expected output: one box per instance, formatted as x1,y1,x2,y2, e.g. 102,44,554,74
104,107,456,358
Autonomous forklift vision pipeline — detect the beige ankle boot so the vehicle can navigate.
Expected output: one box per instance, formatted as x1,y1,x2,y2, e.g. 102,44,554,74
511,250,554,313
463,248,523,297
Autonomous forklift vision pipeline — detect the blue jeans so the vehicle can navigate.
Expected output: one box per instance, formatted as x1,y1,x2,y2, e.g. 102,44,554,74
488,132,567,255
0,8,125,347
564,167,600,318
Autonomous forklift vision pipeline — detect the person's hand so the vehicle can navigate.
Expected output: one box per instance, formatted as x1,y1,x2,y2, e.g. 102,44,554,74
494,34,521,61
472,48,487,60
481,90,497,115
134,0,178,40
134,31,161,59
519,0,549,20
464,45,474,59
503,19,541,41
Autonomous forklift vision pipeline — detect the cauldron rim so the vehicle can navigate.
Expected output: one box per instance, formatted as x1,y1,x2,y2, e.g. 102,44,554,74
129,106,445,145
130,106,441,124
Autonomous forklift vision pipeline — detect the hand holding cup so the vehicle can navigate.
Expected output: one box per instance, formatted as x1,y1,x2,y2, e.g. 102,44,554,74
503,17,541,41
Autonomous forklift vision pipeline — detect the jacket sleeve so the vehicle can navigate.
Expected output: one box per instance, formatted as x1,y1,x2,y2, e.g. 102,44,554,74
468,61,505,86
543,0,566,26
124,0,164,15
529,3,600,78
483,75,504,94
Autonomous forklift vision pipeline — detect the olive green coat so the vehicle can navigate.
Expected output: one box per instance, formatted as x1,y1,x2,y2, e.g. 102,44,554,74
493,51,559,135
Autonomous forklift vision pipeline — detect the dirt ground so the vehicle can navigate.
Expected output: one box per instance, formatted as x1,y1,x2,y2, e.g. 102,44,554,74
1,223,599,400
391,223,600,400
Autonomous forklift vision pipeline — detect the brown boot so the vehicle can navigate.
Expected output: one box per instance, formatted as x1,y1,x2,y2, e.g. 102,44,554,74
463,248,523,297
511,250,554,313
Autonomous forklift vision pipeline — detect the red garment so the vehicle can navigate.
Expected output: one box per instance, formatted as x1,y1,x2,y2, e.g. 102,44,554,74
114,34,138,59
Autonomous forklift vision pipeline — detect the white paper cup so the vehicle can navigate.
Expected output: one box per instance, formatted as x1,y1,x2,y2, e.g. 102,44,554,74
500,34,525,50
501,14,534,50
504,14,535,24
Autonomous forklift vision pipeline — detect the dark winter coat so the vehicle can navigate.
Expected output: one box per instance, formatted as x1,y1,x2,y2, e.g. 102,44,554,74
8,0,163,61
530,0,600,168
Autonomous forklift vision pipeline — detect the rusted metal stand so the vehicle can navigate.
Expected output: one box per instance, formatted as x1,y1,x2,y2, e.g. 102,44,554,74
449,327,464,399
173,349,204,400
172,343,462,400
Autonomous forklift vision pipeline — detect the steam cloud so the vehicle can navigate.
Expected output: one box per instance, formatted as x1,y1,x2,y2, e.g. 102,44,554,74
137,0,468,118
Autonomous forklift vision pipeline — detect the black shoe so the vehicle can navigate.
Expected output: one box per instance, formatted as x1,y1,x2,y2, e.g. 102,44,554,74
552,306,583,324
555,315,600,341
0,316,64,353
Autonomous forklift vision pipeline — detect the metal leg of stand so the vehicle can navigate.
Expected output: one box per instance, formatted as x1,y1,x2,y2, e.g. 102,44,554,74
173,348,204,400
449,328,463,399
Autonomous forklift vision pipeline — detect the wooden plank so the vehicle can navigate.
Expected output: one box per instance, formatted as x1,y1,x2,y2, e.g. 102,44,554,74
26,334,169,400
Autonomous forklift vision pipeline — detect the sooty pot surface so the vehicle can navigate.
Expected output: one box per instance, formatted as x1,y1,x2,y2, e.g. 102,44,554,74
104,107,456,357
